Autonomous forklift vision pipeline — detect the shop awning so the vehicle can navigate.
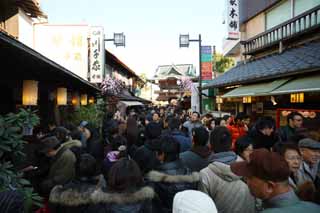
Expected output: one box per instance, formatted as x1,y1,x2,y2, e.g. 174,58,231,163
118,101,143,106
271,75,320,95
222,78,290,98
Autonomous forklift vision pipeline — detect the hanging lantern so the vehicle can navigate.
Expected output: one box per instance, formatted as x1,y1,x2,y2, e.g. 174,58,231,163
72,93,80,106
81,94,88,105
88,96,95,104
22,80,38,106
57,88,67,105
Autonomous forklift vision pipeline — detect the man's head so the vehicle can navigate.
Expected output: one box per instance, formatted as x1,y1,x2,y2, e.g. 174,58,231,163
157,135,180,163
78,154,97,178
231,149,291,200
235,112,248,126
168,117,181,131
152,112,160,122
52,126,70,143
299,138,320,166
191,111,200,122
192,127,209,147
287,112,303,129
40,136,61,157
255,117,275,136
209,126,232,153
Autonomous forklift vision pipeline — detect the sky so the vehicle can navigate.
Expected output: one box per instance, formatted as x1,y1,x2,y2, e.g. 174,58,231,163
41,0,227,78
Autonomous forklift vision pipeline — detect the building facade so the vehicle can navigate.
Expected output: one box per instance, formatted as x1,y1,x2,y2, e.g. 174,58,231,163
207,0,320,129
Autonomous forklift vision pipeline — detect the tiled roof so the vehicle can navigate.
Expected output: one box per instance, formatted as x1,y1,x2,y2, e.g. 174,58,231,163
154,64,196,79
203,41,320,89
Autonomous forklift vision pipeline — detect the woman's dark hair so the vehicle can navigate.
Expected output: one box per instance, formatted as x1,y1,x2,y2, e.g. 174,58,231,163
210,126,232,153
78,154,97,178
255,116,275,131
107,158,143,192
206,118,217,130
126,117,139,147
52,126,70,143
235,136,253,156
158,135,180,162
277,143,301,156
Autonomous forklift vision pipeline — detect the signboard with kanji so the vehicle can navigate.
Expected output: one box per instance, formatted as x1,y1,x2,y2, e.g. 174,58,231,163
34,24,89,80
89,27,105,83
227,0,240,40
201,46,212,80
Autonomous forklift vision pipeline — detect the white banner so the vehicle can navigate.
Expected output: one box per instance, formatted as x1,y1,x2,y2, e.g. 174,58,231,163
89,26,105,83
34,24,89,80
227,0,240,40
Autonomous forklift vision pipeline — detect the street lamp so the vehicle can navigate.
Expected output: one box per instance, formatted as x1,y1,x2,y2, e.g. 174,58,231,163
105,33,126,47
179,34,203,114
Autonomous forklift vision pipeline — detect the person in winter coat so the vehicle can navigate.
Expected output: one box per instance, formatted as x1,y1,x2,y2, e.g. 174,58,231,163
280,111,304,142
231,149,320,213
249,116,281,150
227,113,248,150
49,154,103,213
168,117,191,153
133,122,162,174
199,126,255,213
146,135,199,212
92,158,159,213
183,111,202,138
180,126,210,172
80,122,104,166
39,136,76,196
234,136,253,162
0,190,24,213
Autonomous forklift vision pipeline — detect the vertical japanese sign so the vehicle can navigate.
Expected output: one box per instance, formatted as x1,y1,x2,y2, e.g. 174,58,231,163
201,46,212,80
34,24,89,80
227,0,240,40
89,27,105,83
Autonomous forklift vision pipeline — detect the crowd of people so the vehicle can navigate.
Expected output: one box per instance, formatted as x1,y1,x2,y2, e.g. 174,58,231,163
1,105,320,213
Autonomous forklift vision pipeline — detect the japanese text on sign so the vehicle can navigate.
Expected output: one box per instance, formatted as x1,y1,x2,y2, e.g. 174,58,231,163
227,0,239,40
89,27,105,83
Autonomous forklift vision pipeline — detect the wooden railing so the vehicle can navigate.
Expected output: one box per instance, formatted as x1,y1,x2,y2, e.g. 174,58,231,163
242,5,320,55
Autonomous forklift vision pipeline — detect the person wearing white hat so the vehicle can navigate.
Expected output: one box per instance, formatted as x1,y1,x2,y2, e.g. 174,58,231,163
172,190,217,213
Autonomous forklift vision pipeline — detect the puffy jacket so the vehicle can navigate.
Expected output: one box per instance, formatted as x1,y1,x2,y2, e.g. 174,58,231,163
227,125,247,150
146,160,199,212
50,178,158,213
40,147,76,195
199,162,255,213
170,130,191,153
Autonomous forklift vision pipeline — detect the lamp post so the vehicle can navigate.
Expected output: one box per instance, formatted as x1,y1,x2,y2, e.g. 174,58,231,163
104,33,126,47
179,34,202,114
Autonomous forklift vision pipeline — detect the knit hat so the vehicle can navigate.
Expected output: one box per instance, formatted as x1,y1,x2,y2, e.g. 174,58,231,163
173,190,217,213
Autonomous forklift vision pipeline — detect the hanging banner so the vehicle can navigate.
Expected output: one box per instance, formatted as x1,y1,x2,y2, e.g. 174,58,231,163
201,46,212,80
227,0,240,40
34,24,89,80
89,26,105,83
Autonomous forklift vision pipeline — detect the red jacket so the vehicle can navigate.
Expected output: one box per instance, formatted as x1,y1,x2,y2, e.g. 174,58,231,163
227,124,247,150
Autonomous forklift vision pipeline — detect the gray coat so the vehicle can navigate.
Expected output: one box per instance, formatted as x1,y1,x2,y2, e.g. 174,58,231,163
199,162,255,213
182,120,202,138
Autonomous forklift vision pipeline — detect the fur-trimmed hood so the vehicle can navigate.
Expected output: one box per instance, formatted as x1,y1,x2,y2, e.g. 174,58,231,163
146,170,200,183
50,175,104,206
91,186,155,205
61,139,82,150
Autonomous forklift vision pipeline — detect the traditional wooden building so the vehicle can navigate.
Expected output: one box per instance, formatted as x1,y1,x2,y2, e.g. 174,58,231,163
205,0,320,129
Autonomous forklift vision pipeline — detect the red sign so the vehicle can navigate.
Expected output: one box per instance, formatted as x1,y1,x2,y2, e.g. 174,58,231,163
201,62,212,80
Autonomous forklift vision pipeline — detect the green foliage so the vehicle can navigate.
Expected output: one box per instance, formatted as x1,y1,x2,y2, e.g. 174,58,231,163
0,108,42,212
214,53,235,73
71,97,106,129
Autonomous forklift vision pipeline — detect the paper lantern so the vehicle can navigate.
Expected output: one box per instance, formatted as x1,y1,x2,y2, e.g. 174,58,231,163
81,94,87,105
216,96,223,104
22,80,38,105
72,93,80,106
57,88,67,105
88,96,95,104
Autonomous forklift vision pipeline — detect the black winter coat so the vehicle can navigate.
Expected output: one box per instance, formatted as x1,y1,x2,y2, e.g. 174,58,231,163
50,178,158,213
146,160,199,212
249,127,281,150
